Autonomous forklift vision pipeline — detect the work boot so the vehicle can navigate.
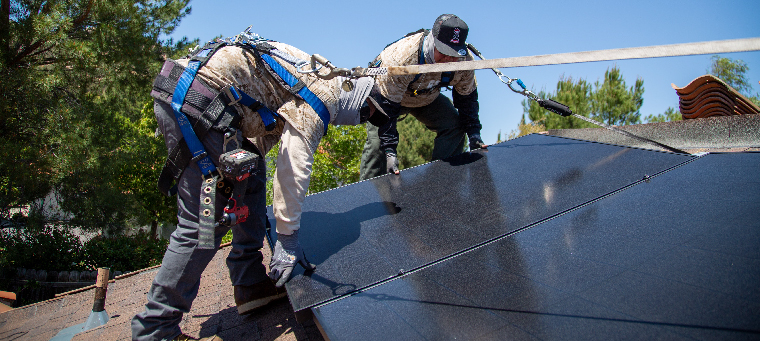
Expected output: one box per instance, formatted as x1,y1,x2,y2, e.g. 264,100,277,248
234,279,287,315
174,333,222,340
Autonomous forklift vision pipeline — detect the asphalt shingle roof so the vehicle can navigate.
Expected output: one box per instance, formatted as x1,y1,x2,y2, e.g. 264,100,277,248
0,242,323,341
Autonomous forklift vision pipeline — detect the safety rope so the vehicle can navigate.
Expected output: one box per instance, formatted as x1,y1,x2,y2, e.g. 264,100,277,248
356,37,760,76
465,43,691,154
568,113,688,154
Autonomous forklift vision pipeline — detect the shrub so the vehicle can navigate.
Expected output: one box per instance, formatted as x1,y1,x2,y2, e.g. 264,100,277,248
0,227,169,274
0,225,87,271
82,231,168,272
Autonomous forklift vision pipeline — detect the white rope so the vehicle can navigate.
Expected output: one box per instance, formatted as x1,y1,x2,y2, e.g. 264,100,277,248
360,37,760,76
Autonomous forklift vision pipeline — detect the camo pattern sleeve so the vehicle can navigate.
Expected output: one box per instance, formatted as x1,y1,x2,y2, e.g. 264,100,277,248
451,52,478,97
375,33,424,104
375,32,478,108
192,44,341,153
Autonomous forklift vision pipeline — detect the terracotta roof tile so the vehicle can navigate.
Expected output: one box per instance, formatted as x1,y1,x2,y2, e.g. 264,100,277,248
672,74,760,119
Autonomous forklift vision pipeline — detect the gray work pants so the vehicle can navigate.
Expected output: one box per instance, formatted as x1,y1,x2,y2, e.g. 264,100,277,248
131,101,270,341
359,93,465,180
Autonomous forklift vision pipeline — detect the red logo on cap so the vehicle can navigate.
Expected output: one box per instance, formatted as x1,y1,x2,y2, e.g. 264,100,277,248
451,28,460,44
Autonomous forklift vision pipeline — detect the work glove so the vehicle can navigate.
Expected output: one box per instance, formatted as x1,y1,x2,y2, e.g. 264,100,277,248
268,231,316,288
385,150,400,175
469,134,488,150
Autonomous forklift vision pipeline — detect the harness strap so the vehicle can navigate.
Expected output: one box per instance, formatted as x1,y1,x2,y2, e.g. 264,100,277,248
257,51,330,135
223,85,279,131
171,60,218,177
171,57,220,249
408,30,454,97
154,59,276,197
409,30,429,86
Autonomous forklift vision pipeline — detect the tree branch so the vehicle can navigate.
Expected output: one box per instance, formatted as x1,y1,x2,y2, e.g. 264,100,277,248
71,0,93,28
9,40,46,67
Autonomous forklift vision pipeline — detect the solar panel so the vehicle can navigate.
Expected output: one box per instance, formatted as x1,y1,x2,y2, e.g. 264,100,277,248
269,134,760,340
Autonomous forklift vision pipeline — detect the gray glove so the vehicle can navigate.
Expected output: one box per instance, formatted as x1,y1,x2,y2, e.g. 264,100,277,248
385,151,400,175
268,231,316,287
469,134,487,151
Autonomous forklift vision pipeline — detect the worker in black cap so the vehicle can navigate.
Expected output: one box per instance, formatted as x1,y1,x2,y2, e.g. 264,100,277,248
360,14,486,180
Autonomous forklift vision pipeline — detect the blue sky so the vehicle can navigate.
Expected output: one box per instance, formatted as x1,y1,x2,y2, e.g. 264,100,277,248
166,0,760,144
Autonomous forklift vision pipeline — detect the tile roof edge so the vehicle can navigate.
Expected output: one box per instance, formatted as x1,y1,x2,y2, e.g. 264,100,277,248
674,74,760,113
0,291,16,301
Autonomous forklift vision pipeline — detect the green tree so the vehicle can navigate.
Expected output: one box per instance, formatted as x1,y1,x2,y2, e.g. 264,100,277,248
113,101,178,237
1,0,192,234
310,124,367,193
523,66,644,130
643,107,682,123
591,67,644,126
397,115,435,169
708,55,752,94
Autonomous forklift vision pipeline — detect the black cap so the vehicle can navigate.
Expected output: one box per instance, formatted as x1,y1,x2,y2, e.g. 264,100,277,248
432,14,469,57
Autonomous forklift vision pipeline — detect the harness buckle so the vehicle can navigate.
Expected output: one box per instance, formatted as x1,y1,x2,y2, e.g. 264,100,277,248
203,168,224,182
190,151,209,163
223,84,243,106
223,130,241,153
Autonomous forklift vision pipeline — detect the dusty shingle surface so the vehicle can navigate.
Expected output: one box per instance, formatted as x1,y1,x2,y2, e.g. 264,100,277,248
548,114,760,152
0,242,324,341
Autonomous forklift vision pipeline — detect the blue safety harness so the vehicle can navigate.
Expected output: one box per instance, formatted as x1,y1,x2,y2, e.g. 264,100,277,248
157,37,331,248
170,51,219,178
165,39,331,182
170,43,283,179
257,52,330,135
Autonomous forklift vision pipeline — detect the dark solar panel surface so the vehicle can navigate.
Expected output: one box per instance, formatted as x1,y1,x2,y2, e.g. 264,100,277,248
269,134,760,340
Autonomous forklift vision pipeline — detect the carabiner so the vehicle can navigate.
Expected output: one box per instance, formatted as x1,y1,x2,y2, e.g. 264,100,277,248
506,78,524,94
503,78,537,101
222,129,241,153
301,54,351,80
296,61,322,75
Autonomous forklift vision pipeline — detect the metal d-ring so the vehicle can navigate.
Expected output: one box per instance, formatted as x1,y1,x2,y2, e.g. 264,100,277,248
296,60,323,74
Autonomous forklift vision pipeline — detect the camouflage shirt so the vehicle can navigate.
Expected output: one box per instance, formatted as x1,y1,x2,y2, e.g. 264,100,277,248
372,31,481,152
375,32,477,107
187,42,342,153
169,42,346,234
